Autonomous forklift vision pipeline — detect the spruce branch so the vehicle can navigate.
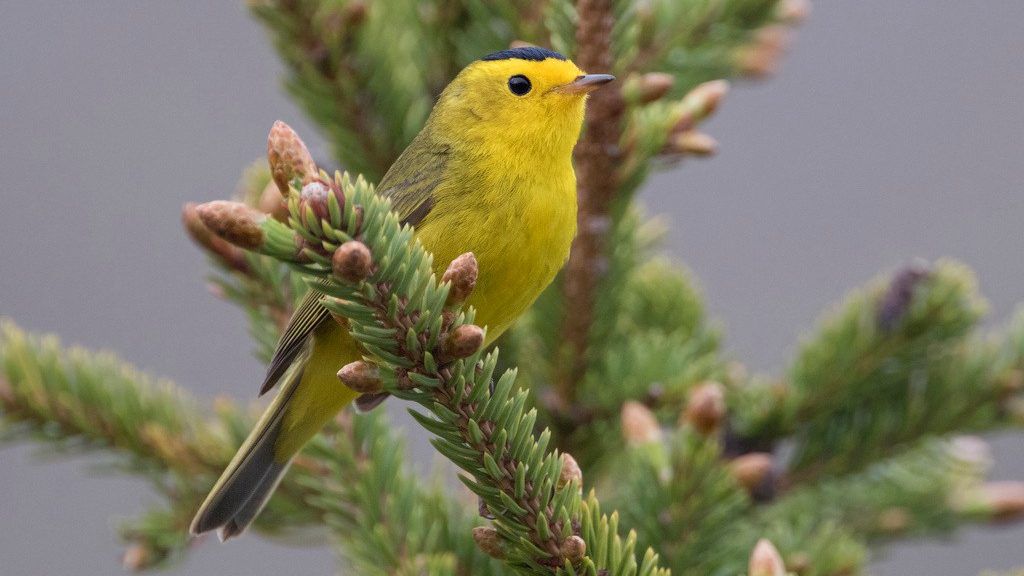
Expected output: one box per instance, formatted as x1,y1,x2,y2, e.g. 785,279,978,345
193,144,669,574
731,260,1024,485
0,320,235,568
302,410,504,576
0,319,473,571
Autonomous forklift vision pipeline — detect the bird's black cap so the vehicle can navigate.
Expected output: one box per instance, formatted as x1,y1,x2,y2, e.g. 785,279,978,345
481,47,567,62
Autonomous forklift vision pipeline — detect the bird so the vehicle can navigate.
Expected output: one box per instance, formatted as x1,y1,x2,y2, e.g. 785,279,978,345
190,46,614,540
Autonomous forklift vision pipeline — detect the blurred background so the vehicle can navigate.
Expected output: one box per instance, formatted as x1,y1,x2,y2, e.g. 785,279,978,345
1,1,1022,574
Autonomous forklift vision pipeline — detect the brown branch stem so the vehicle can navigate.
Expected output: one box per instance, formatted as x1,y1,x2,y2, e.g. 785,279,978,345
558,0,624,407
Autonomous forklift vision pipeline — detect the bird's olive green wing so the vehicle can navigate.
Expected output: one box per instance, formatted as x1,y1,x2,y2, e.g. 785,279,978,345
259,133,448,396
377,131,450,227
258,285,329,396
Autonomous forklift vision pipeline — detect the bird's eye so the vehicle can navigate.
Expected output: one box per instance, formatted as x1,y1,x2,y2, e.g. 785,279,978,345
508,75,532,96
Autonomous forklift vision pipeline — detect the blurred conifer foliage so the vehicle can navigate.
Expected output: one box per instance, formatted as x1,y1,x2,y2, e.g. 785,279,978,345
3,1,1023,574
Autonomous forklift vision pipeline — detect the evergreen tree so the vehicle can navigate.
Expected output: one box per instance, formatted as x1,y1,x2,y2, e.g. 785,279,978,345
2,1,1022,574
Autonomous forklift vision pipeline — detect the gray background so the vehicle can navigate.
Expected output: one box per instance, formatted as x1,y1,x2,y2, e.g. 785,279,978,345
1,1,1022,574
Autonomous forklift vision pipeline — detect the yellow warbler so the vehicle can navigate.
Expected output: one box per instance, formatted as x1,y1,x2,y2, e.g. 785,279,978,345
191,47,613,540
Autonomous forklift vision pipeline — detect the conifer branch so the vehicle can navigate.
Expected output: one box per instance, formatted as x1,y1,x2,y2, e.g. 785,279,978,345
303,411,504,576
193,135,669,574
0,318,478,572
10,2,1024,574
731,261,1024,485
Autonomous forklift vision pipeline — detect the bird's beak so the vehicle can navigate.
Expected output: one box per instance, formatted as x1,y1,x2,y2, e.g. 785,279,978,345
552,74,616,95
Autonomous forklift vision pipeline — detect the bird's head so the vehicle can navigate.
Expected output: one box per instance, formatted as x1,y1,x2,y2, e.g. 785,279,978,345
431,47,614,159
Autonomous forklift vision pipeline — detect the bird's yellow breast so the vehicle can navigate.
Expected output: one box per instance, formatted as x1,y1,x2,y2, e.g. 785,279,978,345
415,153,577,341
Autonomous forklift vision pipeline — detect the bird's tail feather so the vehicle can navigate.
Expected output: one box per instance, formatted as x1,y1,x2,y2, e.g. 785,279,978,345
189,369,302,540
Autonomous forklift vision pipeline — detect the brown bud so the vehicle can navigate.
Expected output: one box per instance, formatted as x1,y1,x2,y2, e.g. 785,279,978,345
625,72,675,104
560,535,586,562
442,252,479,306
267,120,318,193
332,241,373,283
258,180,290,222
776,0,811,24
122,542,154,572
683,381,727,435
877,507,910,533
979,481,1024,521
194,201,266,250
299,180,332,225
182,203,251,272
729,452,774,493
182,202,215,247
735,25,791,78
559,453,583,490
337,361,383,394
341,0,367,27
876,259,931,332
621,401,661,445
509,39,535,49
443,324,485,361
472,526,505,559
748,539,785,576
671,131,718,157
673,80,729,133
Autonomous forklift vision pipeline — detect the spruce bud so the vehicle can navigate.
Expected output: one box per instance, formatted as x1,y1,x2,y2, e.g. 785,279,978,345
621,401,661,445
559,453,583,490
341,0,368,27
748,539,785,576
182,203,251,271
258,180,290,222
443,324,484,361
267,120,318,194
194,201,266,250
877,259,931,333
670,131,718,156
979,481,1024,521
673,80,729,133
735,25,790,78
121,542,155,572
442,252,479,306
877,507,910,533
337,361,383,394
332,241,373,283
472,526,506,559
683,381,726,435
729,452,774,493
624,72,675,105
776,0,811,24
560,535,586,563
299,179,332,227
